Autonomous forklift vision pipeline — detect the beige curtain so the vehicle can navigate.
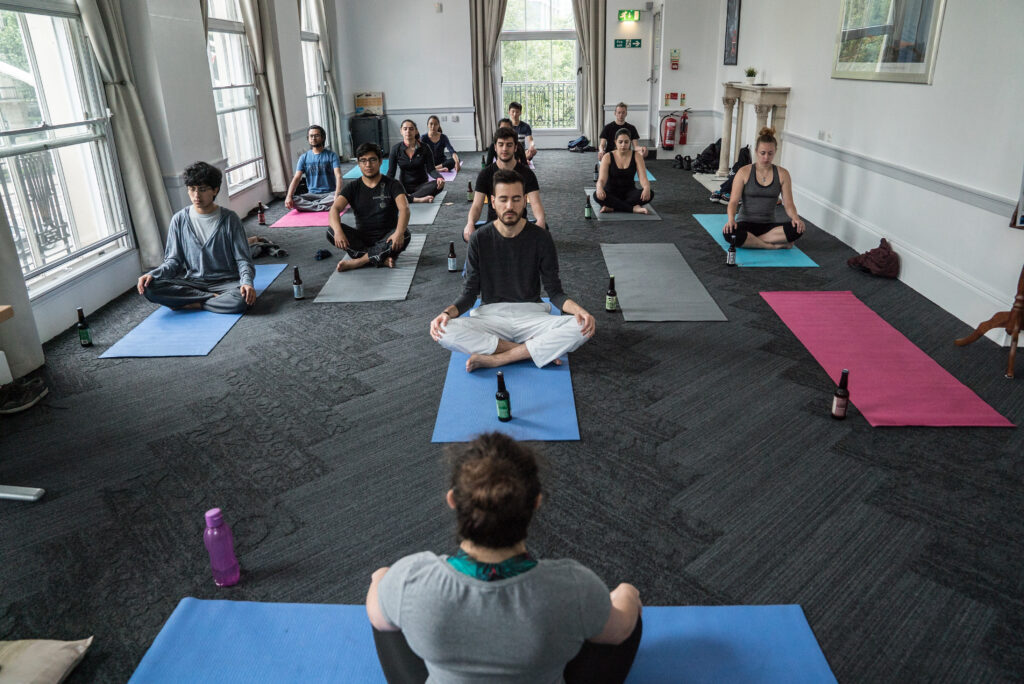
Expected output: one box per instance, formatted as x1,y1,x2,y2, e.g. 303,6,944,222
199,0,208,35
573,0,606,141
239,0,290,193
78,0,172,268
309,0,342,156
469,0,508,150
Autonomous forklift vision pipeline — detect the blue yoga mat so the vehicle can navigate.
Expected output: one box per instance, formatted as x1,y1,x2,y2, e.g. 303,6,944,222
100,264,287,358
693,214,818,267
634,169,656,182
432,301,580,442
343,159,389,178
130,599,835,684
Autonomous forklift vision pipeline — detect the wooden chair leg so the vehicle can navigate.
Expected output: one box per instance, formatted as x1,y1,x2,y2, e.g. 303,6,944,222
955,311,1010,347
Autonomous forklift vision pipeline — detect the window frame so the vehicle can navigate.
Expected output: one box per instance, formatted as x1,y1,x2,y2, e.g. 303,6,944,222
498,28,580,132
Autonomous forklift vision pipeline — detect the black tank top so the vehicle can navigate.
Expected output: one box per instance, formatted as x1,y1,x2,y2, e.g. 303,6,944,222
606,152,638,195
736,164,781,223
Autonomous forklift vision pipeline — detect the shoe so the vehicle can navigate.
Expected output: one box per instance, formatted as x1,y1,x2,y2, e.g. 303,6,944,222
718,192,730,205
266,246,288,258
709,191,722,203
0,377,48,415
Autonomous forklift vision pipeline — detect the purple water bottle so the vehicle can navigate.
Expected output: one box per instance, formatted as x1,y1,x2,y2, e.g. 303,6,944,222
203,508,240,587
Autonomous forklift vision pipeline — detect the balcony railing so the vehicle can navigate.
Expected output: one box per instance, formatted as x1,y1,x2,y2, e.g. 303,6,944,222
502,81,576,129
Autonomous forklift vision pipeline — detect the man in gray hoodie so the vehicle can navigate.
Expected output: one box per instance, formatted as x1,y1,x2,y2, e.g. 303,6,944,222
137,162,255,314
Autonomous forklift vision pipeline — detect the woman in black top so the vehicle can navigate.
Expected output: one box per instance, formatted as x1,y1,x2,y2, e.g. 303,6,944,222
388,119,444,203
422,115,460,172
593,128,653,214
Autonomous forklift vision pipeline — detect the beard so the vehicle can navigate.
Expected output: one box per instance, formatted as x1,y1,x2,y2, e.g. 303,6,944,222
497,205,524,226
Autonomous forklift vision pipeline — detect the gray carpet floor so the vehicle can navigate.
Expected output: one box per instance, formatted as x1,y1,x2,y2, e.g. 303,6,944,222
2,150,1023,683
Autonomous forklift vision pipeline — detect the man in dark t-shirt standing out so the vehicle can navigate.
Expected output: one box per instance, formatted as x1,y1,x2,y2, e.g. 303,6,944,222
598,103,647,161
464,127,546,242
326,143,411,271
432,169,594,372
508,101,537,161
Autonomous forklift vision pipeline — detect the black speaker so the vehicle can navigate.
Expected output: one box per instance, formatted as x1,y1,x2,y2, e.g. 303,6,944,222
350,115,388,156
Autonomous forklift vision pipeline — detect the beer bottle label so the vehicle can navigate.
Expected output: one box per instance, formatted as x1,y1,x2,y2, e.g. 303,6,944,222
293,284,304,299
448,257,457,271
78,328,92,346
496,398,510,420
605,295,617,311
831,396,847,416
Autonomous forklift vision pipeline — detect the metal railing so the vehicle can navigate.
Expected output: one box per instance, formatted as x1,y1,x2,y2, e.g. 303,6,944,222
502,81,577,129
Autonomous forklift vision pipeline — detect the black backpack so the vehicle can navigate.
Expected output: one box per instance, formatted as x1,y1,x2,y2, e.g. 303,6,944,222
568,135,589,150
692,138,722,173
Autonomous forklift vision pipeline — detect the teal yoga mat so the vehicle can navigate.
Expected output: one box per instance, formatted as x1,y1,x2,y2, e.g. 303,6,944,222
693,213,817,267
634,169,656,182
100,264,287,358
343,159,389,178
130,599,836,684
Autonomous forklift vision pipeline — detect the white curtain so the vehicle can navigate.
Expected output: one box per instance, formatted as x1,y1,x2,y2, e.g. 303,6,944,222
309,0,342,156
239,0,291,194
469,0,508,150
78,0,172,268
573,0,606,141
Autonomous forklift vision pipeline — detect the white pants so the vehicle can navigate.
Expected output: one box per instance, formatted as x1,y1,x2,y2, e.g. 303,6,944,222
439,302,589,368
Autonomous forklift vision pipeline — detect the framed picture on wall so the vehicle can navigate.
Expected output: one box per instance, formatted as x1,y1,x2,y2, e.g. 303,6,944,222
723,0,740,66
832,0,947,84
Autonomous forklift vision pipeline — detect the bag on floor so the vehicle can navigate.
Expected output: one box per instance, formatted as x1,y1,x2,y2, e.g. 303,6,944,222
848,238,900,279
567,135,589,150
733,145,751,172
692,138,722,174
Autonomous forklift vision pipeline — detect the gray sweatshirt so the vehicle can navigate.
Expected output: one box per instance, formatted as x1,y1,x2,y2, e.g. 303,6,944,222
148,206,254,287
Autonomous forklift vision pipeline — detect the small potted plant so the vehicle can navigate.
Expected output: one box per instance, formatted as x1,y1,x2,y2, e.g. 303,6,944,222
744,67,757,84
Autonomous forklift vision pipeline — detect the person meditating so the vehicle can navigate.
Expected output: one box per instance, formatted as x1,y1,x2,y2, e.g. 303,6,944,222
723,126,806,249
367,432,643,684
508,101,537,161
465,128,546,242
326,143,411,271
137,161,254,314
485,118,529,167
435,169,591,372
593,128,654,215
598,103,647,161
388,119,445,203
284,125,342,212
422,115,461,172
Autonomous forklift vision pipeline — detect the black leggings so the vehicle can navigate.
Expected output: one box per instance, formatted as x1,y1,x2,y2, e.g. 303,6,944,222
438,157,456,170
325,226,411,264
372,615,642,684
727,220,802,246
593,187,653,212
408,180,441,199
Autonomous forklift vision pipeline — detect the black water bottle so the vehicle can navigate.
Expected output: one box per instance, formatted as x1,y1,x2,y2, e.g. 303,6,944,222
831,369,850,420
76,307,92,347
292,267,304,300
447,241,457,272
496,371,511,422
605,275,618,313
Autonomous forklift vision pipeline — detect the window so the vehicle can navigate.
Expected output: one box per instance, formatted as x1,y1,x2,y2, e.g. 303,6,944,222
0,6,131,288
299,0,331,135
500,0,577,130
207,0,264,192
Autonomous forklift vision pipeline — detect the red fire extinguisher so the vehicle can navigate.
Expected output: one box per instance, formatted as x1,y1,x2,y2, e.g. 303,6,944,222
660,114,677,151
678,109,690,146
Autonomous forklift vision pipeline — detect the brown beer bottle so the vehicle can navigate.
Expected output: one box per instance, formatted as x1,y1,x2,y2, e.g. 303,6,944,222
831,369,849,419
292,267,304,300
257,201,266,225
447,242,458,272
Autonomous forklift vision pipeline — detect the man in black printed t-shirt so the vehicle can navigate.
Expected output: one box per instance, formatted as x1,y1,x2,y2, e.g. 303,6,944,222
463,127,546,242
326,143,411,271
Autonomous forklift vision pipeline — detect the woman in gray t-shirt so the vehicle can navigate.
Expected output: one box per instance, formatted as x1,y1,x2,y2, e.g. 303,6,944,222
366,433,643,683
723,126,807,249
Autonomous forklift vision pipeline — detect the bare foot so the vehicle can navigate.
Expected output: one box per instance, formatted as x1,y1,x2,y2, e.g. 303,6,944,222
384,257,395,268
466,353,499,372
337,258,366,271
599,206,614,213
632,205,649,214
412,196,435,203
183,302,203,310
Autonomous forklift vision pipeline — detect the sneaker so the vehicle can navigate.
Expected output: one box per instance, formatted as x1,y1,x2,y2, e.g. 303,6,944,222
0,377,49,415
709,191,722,203
718,192,731,205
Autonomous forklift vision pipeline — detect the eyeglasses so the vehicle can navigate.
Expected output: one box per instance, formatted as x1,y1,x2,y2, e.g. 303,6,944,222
357,158,379,165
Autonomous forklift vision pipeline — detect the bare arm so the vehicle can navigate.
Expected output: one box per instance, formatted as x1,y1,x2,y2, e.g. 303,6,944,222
527,190,546,229
595,155,610,199
589,583,641,645
392,193,411,240
724,166,749,231
635,152,651,201
285,171,303,209
365,567,400,632
463,191,486,241
328,193,350,247
778,167,804,232
333,167,343,195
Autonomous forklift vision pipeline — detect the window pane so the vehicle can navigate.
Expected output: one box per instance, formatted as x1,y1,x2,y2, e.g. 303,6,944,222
208,0,241,21
550,0,574,30
500,40,527,82
208,27,264,191
208,31,253,87
503,0,525,30
217,108,261,170
525,0,550,31
300,0,314,33
213,85,255,113
501,38,576,129
307,95,327,133
301,40,322,97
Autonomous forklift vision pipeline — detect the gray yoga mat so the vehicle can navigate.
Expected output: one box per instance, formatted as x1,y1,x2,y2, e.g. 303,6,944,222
585,188,660,221
314,234,426,302
600,243,727,322
408,190,447,225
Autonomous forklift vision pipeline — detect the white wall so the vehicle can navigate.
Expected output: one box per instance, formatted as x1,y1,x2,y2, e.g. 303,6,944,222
711,0,1024,341
602,5,658,140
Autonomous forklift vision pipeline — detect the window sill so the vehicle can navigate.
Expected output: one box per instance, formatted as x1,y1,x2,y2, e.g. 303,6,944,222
228,175,266,197
27,243,135,301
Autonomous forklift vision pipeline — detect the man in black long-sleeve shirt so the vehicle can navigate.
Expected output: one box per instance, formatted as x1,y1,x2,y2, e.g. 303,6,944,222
431,169,594,372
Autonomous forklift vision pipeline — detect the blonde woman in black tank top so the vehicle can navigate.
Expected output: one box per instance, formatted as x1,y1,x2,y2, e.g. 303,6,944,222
723,127,806,248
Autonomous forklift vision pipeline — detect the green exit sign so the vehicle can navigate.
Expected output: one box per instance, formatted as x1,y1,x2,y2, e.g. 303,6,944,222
618,9,640,21
614,39,642,48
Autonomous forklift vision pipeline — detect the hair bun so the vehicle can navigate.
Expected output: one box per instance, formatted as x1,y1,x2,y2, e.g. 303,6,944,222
758,126,776,138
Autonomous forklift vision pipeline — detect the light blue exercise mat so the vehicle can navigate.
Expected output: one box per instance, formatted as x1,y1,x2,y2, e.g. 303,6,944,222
343,159,389,179
432,300,580,442
693,214,818,267
100,264,287,358
634,169,656,182
129,599,835,684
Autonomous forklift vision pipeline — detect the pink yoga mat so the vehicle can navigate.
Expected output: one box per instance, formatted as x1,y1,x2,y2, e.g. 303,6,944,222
761,291,1013,427
269,207,347,228
439,168,457,182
